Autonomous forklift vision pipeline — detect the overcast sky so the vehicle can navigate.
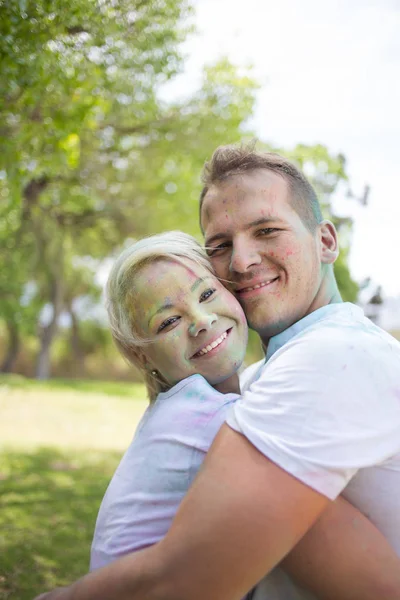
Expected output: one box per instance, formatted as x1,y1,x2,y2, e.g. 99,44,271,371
165,0,400,297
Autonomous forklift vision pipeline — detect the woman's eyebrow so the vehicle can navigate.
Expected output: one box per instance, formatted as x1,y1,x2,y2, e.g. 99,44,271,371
190,276,212,292
148,277,212,325
148,302,174,326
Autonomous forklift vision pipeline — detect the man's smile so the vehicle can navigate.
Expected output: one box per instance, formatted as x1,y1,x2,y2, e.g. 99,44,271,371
235,276,280,296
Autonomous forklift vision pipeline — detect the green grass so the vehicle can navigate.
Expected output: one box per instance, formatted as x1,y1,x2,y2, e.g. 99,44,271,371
0,373,144,398
0,376,148,600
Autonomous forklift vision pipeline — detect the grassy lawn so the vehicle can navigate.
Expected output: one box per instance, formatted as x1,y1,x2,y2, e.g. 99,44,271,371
0,375,148,600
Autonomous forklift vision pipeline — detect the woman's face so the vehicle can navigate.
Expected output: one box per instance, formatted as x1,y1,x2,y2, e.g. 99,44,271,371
132,258,248,388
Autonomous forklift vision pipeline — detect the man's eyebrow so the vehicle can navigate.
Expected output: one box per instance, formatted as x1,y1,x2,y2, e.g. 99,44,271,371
205,217,281,246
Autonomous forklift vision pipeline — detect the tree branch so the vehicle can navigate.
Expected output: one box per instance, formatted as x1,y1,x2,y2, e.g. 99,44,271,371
66,26,90,35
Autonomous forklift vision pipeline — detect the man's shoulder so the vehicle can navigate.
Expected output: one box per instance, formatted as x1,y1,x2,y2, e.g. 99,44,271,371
259,310,400,389
289,307,399,360
240,359,265,392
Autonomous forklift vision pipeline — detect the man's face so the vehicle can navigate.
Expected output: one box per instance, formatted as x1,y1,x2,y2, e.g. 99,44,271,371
201,170,328,343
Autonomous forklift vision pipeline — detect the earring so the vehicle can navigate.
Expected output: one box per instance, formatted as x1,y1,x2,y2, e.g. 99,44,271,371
151,370,159,377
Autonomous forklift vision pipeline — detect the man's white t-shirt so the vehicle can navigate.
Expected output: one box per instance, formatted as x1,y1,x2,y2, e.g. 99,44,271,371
228,302,400,555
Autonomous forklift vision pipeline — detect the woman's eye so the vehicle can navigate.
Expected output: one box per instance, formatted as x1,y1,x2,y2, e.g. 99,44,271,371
157,316,180,333
200,288,216,302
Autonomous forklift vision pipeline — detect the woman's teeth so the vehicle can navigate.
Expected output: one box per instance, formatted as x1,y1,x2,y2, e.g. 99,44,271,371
196,331,228,356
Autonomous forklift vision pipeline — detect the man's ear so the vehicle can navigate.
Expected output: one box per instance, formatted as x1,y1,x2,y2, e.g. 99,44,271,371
319,220,339,264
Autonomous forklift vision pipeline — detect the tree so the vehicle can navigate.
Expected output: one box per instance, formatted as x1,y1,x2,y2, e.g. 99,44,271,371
0,3,363,378
0,2,258,377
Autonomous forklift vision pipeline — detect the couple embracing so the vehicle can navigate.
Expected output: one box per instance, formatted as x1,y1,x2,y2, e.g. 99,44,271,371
36,144,400,600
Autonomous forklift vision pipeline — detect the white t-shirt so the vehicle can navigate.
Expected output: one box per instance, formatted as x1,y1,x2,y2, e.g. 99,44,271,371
90,375,239,570
90,374,313,599
227,302,400,555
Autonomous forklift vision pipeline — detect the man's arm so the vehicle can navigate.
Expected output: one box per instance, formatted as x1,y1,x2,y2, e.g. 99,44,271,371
283,495,400,600
34,425,400,600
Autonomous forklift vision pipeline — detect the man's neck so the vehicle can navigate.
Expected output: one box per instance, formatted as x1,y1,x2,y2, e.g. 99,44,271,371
261,286,343,351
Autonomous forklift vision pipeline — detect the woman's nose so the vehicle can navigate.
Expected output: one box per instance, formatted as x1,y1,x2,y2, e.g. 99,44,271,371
188,312,218,337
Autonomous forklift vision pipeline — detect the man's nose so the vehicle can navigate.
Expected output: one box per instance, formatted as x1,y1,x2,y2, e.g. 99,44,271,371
188,312,218,337
229,240,262,274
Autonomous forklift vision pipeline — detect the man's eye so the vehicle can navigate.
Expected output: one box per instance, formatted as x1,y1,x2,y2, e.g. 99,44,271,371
200,288,216,302
258,228,279,236
206,242,231,257
157,316,180,333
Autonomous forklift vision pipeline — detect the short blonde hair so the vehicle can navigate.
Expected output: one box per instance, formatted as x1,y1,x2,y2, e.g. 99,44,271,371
106,231,213,403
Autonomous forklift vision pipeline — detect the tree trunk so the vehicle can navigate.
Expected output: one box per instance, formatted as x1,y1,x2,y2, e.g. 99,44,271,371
36,276,64,380
1,320,20,373
36,316,58,380
69,305,85,376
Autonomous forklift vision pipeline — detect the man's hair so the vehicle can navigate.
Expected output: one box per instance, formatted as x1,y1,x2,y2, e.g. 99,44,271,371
200,143,323,231
106,231,213,403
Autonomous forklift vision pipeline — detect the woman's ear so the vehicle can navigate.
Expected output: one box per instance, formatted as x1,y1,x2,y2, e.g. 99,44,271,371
319,220,339,265
136,349,150,371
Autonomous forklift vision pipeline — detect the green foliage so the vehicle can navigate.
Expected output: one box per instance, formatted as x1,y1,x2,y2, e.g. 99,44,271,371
282,143,347,208
334,251,359,303
0,1,361,376
116,58,258,237
0,1,260,377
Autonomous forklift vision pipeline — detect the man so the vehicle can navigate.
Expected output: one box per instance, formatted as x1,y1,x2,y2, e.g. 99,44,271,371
35,144,400,600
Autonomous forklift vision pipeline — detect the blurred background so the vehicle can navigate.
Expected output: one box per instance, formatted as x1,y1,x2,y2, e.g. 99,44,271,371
1,0,399,383
1,1,399,598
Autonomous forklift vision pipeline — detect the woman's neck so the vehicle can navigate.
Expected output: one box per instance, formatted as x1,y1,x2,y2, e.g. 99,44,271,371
212,372,240,395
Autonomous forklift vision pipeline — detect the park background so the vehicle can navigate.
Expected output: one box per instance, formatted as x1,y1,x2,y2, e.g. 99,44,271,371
1,1,399,598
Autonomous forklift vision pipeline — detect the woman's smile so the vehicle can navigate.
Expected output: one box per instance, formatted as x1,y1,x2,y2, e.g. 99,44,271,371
132,259,248,387
190,328,232,359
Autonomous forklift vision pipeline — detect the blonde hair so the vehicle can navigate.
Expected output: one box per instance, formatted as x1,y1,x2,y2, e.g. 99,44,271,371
106,231,214,403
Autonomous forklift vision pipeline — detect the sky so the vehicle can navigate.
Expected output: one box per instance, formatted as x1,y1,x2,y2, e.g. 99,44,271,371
163,0,400,297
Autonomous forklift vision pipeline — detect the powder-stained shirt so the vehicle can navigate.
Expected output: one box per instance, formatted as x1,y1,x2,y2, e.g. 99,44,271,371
90,375,239,570
227,302,400,557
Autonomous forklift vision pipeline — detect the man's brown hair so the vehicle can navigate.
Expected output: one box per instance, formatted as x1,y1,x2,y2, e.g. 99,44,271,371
200,143,323,231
